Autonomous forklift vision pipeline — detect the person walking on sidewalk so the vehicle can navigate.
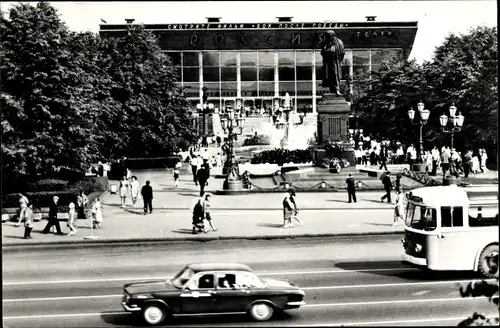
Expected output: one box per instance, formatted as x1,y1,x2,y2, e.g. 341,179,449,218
130,176,140,208
189,154,200,186
197,162,210,197
381,174,393,203
67,202,78,236
141,181,153,215
119,176,129,208
43,196,63,235
76,191,89,219
480,148,488,173
16,204,34,239
393,187,404,227
289,189,302,226
173,161,182,187
379,143,388,171
282,191,295,228
192,198,205,234
431,146,440,176
91,198,103,229
346,173,357,203
203,194,217,232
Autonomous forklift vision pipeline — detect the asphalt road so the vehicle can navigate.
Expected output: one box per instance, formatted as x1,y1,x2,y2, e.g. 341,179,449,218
3,236,497,327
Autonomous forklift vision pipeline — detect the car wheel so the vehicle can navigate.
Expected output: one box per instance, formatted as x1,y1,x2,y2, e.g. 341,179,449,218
142,303,167,326
249,302,274,322
478,244,499,279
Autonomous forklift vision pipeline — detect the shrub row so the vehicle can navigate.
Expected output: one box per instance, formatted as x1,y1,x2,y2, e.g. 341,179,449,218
251,148,313,165
242,134,271,146
124,156,183,170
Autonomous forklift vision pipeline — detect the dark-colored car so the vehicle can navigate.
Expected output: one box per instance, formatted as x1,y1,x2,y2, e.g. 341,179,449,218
122,262,306,325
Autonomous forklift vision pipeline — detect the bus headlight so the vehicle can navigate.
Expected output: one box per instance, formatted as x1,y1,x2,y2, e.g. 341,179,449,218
414,244,422,253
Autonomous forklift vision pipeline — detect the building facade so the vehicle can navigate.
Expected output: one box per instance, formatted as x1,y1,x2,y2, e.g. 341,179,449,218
99,17,418,114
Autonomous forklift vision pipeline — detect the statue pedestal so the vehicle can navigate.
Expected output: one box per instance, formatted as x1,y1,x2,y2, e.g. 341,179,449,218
317,94,351,144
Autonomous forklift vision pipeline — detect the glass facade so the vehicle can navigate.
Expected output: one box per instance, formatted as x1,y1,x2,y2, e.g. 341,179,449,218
166,48,403,112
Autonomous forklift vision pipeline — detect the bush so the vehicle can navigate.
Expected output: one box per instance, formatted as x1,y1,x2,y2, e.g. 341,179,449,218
2,190,82,209
69,176,109,193
27,179,69,192
251,148,313,165
125,156,183,170
243,134,271,146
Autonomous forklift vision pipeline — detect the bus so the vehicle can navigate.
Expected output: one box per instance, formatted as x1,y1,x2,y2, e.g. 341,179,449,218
401,184,498,278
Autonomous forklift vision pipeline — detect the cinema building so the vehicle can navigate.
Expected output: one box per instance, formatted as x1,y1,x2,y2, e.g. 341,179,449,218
99,16,418,115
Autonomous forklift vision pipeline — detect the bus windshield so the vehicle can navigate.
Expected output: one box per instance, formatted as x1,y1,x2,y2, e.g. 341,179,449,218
405,202,437,231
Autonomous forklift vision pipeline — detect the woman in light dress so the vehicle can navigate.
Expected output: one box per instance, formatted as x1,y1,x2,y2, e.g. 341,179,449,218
480,149,489,173
471,153,480,178
119,176,129,207
130,176,140,207
67,202,78,236
173,162,182,188
91,198,103,229
393,187,404,227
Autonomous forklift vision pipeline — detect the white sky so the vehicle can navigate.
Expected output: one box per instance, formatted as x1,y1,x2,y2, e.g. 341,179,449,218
1,1,497,62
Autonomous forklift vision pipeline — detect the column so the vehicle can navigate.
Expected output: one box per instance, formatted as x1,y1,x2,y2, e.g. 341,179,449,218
312,50,317,114
274,50,279,97
237,51,241,98
199,51,203,104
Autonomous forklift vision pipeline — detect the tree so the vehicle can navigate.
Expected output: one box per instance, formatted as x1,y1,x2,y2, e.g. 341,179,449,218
1,2,99,183
356,26,497,159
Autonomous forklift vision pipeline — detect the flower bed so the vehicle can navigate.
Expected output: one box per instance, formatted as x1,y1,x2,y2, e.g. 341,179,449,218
251,148,313,165
242,134,271,146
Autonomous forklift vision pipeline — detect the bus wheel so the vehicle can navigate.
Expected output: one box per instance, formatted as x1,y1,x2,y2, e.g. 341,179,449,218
478,244,499,279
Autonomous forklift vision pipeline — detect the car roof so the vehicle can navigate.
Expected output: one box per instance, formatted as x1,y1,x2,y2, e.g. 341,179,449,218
186,262,253,273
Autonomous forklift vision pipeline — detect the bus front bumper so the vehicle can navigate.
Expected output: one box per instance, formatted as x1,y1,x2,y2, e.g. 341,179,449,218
401,252,427,267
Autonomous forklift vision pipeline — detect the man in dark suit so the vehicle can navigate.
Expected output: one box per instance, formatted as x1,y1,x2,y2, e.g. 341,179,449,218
381,174,393,203
141,180,153,215
379,143,389,171
345,173,357,203
197,162,210,197
43,196,63,234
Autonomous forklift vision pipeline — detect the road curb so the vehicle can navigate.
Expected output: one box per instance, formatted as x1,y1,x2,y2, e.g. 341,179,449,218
2,231,404,248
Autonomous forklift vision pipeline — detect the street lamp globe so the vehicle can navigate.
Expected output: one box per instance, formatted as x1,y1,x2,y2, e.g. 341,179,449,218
203,103,208,110
456,112,465,127
359,129,364,135
440,113,448,127
407,108,415,121
208,103,215,110
417,101,425,112
420,109,430,121
221,117,227,129
449,103,457,117
196,103,202,110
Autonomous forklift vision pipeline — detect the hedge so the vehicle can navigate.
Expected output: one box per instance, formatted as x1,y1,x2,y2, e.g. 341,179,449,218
251,148,313,165
124,156,183,170
243,135,271,146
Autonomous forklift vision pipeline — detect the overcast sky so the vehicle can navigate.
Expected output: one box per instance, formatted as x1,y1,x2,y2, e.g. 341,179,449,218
1,1,497,62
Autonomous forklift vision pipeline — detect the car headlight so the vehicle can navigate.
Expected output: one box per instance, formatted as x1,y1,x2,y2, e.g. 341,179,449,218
123,294,130,300
414,243,422,253
135,294,151,299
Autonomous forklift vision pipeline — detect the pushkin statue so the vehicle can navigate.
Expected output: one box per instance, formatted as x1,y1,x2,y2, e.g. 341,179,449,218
321,30,345,96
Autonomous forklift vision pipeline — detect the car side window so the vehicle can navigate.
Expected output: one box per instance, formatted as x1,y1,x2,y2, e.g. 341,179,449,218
198,274,214,289
217,274,237,289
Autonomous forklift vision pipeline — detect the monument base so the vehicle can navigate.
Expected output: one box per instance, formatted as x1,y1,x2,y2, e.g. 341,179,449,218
317,94,351,144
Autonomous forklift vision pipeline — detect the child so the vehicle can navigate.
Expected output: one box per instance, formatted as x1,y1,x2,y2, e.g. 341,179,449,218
173,161,182,187
67,202,78,236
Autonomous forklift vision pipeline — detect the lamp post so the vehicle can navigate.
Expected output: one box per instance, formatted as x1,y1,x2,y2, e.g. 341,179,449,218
220,107,246,190
439,103,465,149
191,111,200,137
407,101,430,172
196,102,215,139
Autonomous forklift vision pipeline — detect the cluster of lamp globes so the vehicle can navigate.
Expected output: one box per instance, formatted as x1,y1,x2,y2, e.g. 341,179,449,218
407,101,465,128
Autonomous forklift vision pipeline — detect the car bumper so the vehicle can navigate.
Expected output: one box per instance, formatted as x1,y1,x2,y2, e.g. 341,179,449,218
401,252,427,267
122,301,142,312
286,301,306,308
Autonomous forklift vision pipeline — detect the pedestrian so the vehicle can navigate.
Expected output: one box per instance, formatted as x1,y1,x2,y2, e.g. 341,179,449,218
380,174,393,203
173,161,182,187
91,197,103,229
189,153,200,186
130,176,140,208
282,191,295,228
197,163,210,197
407,144,417,169
393,187,404,227
76,190,89,219
67,202,78,236
379,143,388,171
480,149,489,173
288,189,302,226
42,196,63,235
463,150,472,178
425,150,433,174
216,133,222,148
140,180,153,215
441,147,450,177
396,145,405,164
471,152,480,177
119,176,129,208
17,193,29,222
202,194,217,232
346,172,357,203
363,148,369,165
395,173,402,191
431,146,440,176
192,198,205,234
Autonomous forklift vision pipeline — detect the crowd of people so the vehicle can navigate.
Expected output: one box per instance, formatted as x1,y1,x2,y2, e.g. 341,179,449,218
353,139,490,178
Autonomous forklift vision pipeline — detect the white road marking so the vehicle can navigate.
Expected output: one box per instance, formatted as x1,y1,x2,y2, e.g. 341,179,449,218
2,268,417,286
3,298,495,321
290,316,498,327
4,281,497,302
412,290,431,296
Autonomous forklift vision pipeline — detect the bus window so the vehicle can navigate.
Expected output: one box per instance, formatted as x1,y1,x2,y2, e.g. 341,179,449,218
469,204,499,227
441,206,464,227
405,203,437,231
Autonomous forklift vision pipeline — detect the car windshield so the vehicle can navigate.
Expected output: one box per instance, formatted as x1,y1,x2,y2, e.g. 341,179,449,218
171,267,194,288
405,202,437,231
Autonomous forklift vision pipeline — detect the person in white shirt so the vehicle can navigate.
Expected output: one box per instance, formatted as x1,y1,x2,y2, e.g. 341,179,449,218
216,152,223,168
480,149,489,173
189,155,200,186
393,187,404,227
130,176,140,207
202,148,210,162
431,146,440,176
396,146,404,164
406,144,417,168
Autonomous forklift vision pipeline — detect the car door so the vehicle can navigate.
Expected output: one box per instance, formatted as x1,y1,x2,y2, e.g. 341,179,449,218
180,273,217,314
215,272,253,313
